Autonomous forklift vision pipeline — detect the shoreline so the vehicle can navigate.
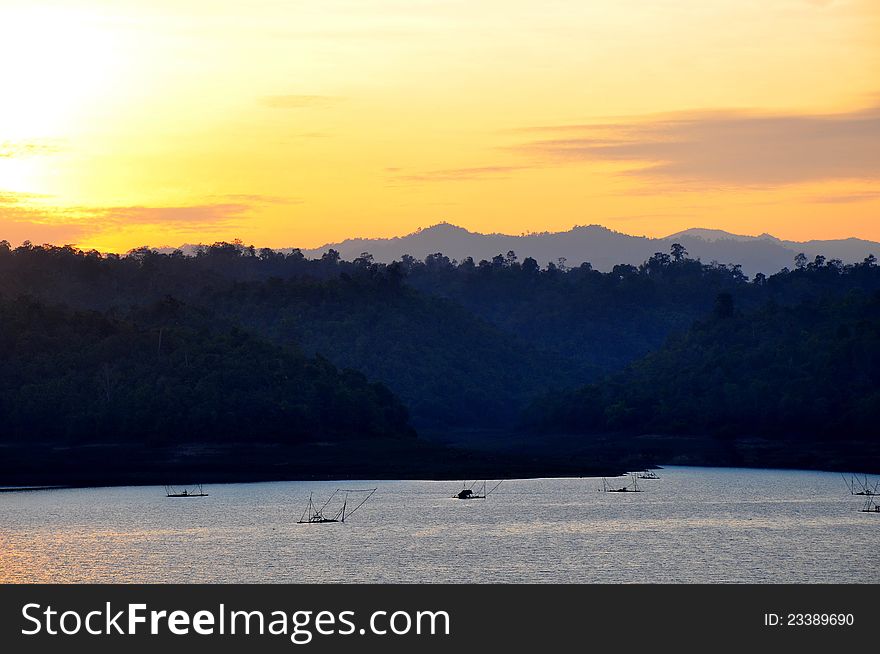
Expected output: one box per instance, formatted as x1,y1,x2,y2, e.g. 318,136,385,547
3,430,879,491
0,438,630,490
3,461,879,495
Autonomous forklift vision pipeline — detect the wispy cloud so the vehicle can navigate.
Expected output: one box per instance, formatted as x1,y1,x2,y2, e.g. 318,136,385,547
809,189,880,204
0,193,88,244
1,194,254,246
0,140,63,158
0,192,47,205
92,204,250,228
514,104,880,186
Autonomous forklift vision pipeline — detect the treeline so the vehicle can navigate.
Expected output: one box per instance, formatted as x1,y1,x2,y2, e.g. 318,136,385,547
524,291,880,440
1,238,878,433
0,296,413,445
203,277,559,427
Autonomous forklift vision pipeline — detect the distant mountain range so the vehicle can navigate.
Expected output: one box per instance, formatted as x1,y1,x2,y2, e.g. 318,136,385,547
297,223,880,277
160,223,880,277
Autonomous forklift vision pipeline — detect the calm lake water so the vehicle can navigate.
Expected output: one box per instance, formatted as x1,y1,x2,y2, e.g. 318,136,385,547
0,467,877,583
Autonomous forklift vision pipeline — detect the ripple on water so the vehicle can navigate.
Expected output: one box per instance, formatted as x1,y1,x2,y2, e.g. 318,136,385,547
0,467,877,583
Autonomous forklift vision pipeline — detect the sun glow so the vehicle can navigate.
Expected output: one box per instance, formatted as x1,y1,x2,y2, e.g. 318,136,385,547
0,0,878,249
0,6,120,142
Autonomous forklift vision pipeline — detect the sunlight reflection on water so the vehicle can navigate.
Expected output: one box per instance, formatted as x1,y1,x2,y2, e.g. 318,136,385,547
0,467,876,583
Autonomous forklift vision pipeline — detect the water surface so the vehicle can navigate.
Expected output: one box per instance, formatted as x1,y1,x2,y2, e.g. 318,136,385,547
1,467,876,583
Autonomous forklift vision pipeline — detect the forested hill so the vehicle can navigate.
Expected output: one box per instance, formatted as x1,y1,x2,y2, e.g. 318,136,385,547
1,239,879,452
522,290,880,469
0,296,414,445
0,241,755,427
202,277,561,427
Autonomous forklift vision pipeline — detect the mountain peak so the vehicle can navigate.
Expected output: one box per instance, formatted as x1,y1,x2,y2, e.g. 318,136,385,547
665,228,759,243
570,224,616,234
297,223,878,277
414,222,472,236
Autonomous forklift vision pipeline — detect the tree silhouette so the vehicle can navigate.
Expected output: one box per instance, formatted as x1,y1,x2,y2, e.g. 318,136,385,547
670,242,688,262
522,257,539,275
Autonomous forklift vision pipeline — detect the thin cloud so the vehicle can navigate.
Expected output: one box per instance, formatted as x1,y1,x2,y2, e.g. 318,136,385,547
0,192,48,205
0,140,63,158
0,193,88,244
1,196,254,246
514,105,880,186
810,190,880,204
92,203,250,228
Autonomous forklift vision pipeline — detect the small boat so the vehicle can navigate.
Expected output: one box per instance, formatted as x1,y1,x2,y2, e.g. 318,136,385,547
842,474,878,496
453,480,503,500
600,475,642,493
165,484,208,497
638,469,660,480
860,496,880,514
297,488,377,524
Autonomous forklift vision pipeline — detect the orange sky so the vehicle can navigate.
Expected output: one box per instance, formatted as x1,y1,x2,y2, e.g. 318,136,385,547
0,0,878,252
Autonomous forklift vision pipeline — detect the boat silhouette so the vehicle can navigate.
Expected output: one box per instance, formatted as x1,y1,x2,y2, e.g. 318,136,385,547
297,488,377,524
600,475,642,493
860,495,880,514
164,484,208,497
453,480,503,500
842,474,878,496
